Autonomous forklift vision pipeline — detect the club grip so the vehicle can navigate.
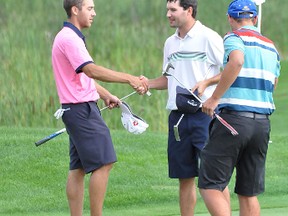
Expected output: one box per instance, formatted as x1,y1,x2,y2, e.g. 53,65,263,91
35,137,53,146
35,128,66,147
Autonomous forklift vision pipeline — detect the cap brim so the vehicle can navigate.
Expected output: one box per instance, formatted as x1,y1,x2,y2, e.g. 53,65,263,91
119,102,133,115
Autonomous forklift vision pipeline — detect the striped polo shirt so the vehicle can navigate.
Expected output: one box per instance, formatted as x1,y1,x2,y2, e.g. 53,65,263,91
219,26,280,115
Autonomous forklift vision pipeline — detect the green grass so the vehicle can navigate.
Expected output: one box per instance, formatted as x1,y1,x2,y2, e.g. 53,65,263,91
1,126,288,215
1,59,288,214
1,64,287,215
1,0,287,215
1,0,288,131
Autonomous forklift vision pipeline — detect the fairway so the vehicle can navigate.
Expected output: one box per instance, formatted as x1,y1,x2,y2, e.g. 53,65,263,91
1,0,288,215
1,120,288,215
1,64,288,215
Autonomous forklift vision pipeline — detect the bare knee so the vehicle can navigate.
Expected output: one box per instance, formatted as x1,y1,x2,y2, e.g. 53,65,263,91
66,169,85,200
100,163,113,173
104,163,113,171
91,163,114,176
238,195,260,216
67,169,85,185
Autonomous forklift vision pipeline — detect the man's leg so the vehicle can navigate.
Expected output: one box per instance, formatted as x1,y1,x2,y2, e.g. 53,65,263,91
89,163,113,216
200,188,231,216
66,169,85,216
179,178,196,216
223,187,231,215
238,195,260,216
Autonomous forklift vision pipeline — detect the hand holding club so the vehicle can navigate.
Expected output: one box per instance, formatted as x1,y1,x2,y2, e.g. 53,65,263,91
201,96,220,118
102,94,121,110
163,62,238,136
191,80,209,97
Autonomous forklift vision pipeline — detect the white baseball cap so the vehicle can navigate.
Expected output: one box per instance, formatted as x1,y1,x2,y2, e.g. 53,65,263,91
119,102,149,134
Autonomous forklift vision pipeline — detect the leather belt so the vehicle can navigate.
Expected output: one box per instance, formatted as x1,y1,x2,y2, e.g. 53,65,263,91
220,109,268,119
172,108,202,114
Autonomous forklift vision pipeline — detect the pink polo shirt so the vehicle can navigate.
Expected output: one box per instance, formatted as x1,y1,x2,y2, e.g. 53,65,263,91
52,22,99,104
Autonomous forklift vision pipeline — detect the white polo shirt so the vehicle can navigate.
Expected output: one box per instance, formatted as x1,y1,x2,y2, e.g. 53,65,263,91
163,20,224,110
52,22,99,104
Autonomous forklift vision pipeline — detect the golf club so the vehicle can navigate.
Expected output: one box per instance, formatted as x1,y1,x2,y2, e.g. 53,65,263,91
35,90,151,146
163,63,203,102
163,63,239,136
173,113,184,141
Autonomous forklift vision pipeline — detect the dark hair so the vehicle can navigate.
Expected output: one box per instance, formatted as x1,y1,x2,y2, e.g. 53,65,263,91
167,0,198,18
63,0,83,18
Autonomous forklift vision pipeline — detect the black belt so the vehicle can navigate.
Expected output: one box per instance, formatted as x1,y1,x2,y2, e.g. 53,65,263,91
62,101,97,106
220,109,269,119
172,108,202,114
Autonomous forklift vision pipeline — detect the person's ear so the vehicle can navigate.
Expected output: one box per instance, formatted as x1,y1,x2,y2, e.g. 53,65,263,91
253,16,258,26
71,6,79,16
227,15,233,24
187,6,193,17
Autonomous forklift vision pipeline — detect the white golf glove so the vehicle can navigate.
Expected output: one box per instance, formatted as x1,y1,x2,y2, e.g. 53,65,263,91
54,107,70,119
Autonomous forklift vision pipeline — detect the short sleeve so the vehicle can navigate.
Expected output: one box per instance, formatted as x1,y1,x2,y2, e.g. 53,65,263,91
223,34,245,66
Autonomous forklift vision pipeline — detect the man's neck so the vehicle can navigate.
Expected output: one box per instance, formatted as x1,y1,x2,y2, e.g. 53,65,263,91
68,18,82,31
178,20,196,38
232,19,255,31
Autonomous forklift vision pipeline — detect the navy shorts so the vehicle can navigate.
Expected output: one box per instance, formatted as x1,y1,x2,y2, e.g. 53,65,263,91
168,110,211,178
198,112,270,196
62,102,117,174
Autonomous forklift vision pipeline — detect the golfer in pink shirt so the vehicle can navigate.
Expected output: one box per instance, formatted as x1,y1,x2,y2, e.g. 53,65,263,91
52,0,148,215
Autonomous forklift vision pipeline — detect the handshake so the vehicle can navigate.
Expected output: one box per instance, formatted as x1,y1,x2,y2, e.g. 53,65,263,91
131,75,150,95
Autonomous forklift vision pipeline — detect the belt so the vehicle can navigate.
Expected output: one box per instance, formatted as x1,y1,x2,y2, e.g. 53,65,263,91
172,108,201,114
220,109,269,119
62,101,97,106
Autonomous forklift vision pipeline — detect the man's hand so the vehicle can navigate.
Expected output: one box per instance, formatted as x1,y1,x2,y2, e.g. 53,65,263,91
130,75,149,95
202,96,219,117
103,94,121,109
191,80,209,97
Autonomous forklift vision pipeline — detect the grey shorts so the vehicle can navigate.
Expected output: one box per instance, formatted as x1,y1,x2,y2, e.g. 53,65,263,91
198,112,270,196
62,102,117,174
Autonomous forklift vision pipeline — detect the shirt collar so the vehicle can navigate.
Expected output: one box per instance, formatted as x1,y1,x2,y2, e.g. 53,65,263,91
240,25,259,32
174,20,201,39
63,21,86,43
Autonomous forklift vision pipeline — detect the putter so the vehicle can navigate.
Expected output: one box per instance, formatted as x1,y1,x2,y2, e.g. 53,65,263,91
163,63,239,136
173,113,184,141
35,90,151,146
163,63,188,140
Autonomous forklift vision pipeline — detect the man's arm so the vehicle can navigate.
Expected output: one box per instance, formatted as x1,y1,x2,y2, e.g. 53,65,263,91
274,78,278,90
95,82,121,109
212,50,244,99
191,72,222,97
82,63,148,94
148,76,168,90
202,50,244,117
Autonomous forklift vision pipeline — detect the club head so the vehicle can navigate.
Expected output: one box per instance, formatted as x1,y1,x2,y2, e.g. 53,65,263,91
173,125,181,141
162,62,175,76
173,113,184,142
